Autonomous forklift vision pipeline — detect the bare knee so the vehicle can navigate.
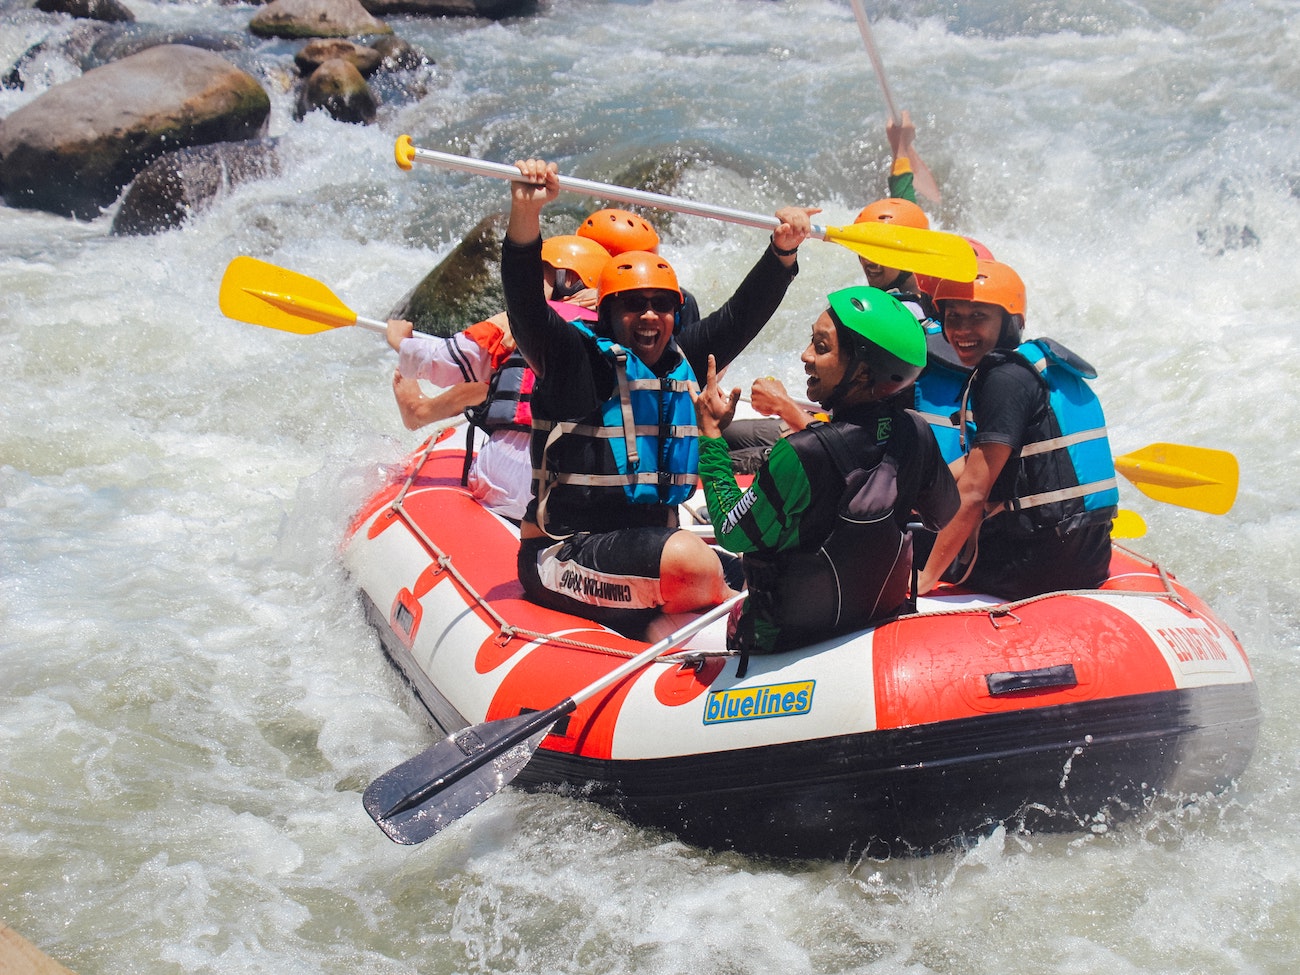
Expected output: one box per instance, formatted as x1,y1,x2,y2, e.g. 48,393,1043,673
659,530,734,613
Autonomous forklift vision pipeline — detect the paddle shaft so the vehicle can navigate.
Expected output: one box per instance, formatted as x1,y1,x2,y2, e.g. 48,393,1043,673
400,141,825,240
378,592,744,820
254,287,387,333
847,0,942,203
849,0,900,121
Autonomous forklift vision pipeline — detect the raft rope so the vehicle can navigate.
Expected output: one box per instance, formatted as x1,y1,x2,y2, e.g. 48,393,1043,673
379,435,1191,663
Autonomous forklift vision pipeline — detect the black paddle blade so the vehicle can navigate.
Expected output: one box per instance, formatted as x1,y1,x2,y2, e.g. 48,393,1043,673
363,707,565,845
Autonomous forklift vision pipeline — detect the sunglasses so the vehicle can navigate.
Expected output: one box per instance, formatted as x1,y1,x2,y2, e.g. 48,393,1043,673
618,293,679,315
552,268,585,300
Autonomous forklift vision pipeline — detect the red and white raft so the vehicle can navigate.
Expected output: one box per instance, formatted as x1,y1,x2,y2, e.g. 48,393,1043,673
343,437,1260,859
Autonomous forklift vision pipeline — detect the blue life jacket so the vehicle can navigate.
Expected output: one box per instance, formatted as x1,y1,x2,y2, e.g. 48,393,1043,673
531,323,700,537
913,323,972,464
965,338,1119,534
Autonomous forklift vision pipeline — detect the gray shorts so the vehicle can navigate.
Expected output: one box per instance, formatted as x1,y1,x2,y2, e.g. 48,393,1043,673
518,527,677,634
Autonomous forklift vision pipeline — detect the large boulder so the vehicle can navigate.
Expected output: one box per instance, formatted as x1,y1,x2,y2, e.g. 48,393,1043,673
0,45,270,219
359,0,530,17
249,0,392,39
111,139,281,236
388,210,578,334
389,213,508,335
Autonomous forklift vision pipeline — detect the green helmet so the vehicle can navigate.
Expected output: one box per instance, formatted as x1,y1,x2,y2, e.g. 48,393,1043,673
826,286,926,398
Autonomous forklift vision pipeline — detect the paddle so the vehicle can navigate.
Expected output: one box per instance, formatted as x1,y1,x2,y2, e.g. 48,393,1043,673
219,256,388,335
1114,442,1239,515
0,923,79,975
221,257,600,339
1112,509,1147,539
363,592,744,845
393,136,977,283
847,0,942,204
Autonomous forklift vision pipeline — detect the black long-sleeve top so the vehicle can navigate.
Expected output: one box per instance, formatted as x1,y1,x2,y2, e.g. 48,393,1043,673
501,234,798,532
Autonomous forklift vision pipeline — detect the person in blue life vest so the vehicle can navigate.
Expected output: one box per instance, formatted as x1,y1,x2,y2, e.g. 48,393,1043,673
915,259,1120,599
692,285,958,667
383,233,611,521
502,156,816,635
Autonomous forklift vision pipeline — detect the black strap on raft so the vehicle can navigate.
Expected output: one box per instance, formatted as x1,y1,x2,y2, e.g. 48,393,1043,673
460,416,475,487
733,607,754,680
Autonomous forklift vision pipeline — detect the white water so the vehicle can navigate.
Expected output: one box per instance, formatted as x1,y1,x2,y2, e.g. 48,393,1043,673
2,1,1298,972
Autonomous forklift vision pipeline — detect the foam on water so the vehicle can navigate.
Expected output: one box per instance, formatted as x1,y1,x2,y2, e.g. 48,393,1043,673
3,0,1299,972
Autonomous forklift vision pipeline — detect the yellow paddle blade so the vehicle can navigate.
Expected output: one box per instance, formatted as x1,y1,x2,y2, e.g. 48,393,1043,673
219,256,359,335
1111,509,1147,539
1114,442,1239,515
822,222,978,282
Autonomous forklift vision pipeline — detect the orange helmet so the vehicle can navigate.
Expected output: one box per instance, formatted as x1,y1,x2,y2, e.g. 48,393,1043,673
915,237,996,296
931,259,1026,317
854,197,930,230
597,250,681,304
577,209,660,255
541,235,610,289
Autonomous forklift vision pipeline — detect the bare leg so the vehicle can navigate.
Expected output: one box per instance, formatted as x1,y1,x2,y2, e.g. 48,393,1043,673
658,530,736,613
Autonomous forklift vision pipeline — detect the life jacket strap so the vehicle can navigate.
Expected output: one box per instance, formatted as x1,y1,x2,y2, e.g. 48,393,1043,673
985,477,1119,517
1018,425,1108,458
610,344,640,470
530,420,698,440
914,407,959,430
546,471,700,489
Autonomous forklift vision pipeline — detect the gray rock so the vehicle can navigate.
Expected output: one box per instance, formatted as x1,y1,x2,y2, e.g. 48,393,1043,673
0,44,270,219
388,213,508,336
365,35,436,106
2,21,115,90
249,0,392,39
34,0,135,23
3,25,245,90
111,138,281,236
85,26,244,67
295,58,378,124
359,0,530,18
370,35,431,72
388,210,577,335
294,38,381,77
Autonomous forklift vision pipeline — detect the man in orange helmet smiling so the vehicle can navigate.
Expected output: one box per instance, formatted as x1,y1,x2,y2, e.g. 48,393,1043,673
502,157,816,636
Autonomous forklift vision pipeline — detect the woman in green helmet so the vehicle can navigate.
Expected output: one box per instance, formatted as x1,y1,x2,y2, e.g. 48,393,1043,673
693,286,958,667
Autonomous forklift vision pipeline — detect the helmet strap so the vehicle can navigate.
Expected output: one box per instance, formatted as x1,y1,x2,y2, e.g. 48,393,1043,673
997,312,1024,348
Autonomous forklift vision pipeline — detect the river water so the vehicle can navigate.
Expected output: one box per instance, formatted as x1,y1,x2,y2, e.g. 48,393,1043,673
2,1,1298,972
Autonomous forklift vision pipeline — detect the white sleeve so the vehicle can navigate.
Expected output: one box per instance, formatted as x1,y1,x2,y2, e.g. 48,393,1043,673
397,332,495,385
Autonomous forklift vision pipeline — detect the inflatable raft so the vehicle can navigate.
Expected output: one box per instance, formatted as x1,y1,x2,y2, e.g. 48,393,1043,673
344,436,1260,860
